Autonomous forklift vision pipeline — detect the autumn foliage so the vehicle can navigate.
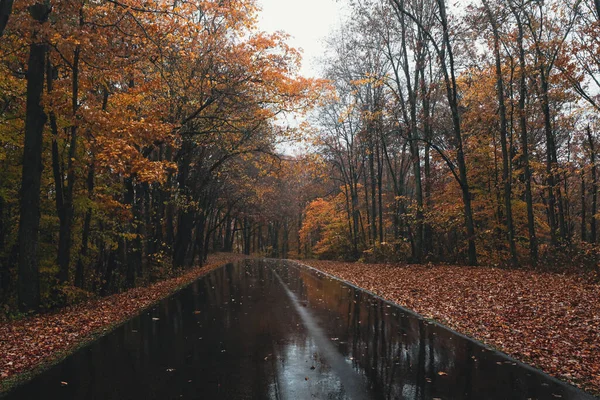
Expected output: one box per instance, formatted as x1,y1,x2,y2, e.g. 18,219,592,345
296,0,600,272
0,0,323,313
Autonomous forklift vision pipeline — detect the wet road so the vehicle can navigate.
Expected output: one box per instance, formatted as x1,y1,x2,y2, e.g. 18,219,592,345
2,259,596,400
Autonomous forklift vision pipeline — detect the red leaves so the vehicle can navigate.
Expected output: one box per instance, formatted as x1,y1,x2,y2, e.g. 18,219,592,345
302,260,600,395
0,254,245,388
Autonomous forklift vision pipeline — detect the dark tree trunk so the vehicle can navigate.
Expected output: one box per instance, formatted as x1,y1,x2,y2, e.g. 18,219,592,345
437,0,477,265
75,163,94,288
297,213,303,256
17,3,50,312
174,209,194,268
59,48,79,284
271,221,280,258
124,178,136,288
230,219,237,253
223,216,233,252
513,7,538,263
282,219,289,258
128,181,146,281
164,146,176,249
149,184,163,256
581,171,587,242
377,146,384,244
362,158,372,244
421,66,433,257
173,140,195,268
0,0,13,37
540,72,560,245
389,9,424,261
0,197,7,300
101,249,117,296
588,127,597,243
243,217,251,256
195,213,206,266
369,145,377,244
484,0,518,267
75,86,107,289
48,45,79,286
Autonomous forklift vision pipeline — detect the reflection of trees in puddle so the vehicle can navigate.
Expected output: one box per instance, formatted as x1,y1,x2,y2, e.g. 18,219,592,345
269,338,347,400
283,263,478,400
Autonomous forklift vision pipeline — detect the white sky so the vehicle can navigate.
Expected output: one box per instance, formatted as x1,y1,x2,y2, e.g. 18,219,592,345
256,0,347,78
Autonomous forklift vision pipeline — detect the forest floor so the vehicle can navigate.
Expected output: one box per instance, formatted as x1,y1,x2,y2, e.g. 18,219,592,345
0,252,246,392
299,259,600,396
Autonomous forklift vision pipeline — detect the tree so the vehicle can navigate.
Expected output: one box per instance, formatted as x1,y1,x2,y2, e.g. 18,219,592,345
0,0,12,37
482,0,518,266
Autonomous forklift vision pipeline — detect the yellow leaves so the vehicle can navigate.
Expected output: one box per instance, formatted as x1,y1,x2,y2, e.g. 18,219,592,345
350,72,387,89
300,193,353,258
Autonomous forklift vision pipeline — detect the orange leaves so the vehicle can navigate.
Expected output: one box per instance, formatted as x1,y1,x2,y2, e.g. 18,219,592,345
300,194,353,258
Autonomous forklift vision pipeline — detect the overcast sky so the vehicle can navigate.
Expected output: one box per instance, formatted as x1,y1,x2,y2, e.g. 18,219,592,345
256,0,347,78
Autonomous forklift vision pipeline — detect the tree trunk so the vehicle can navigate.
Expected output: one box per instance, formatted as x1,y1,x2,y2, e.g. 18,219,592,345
282,219,289,258
17,3,50,312
377,145,384,244
513,7,538,263
75,163,94,288
75,86,107,289
369,143,377,244
0,0,13,37
57,47,80,285
195,213,206,266
123,178,136,288
437,0,477,265
421,64,433,257
581,170,587,241
223,215,232,252
588,126,597,243
0,197,7,301
394,8,424,261
174,209,194,268
483,0,518,267
243,217,251,256
540,72,560,245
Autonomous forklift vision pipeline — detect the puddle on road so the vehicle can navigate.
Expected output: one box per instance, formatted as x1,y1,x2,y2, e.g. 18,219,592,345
2,259,596,400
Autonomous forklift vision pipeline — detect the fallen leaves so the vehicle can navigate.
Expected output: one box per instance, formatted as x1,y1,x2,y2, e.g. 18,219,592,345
0,253,246,390
300,259,600,395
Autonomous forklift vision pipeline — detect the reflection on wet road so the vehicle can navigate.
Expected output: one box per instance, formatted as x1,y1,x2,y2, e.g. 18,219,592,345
3,259,596,399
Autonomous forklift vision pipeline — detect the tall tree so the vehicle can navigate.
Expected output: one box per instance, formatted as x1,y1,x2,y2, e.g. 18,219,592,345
483,0,518,266
588,126,598,243
17,2,50,312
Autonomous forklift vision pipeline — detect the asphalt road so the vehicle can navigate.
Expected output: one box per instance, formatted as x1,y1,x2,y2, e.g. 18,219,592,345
3,259,596,399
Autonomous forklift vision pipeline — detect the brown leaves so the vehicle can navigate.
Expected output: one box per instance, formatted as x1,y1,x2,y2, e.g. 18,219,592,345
301,259,600,395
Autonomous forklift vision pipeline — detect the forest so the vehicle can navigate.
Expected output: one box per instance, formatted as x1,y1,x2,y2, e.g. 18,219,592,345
299,0,600,269
0,0,599,316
